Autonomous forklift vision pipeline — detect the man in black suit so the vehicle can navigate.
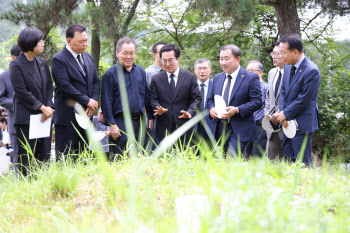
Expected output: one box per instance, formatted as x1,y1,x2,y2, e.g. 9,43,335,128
51,24,100,157
0,45,21,165
194,58,215,141
150,44,201,143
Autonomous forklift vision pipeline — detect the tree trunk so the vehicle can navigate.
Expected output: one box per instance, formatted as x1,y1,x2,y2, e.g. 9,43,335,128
87,0,101,72
113,38,118,65
91,25,101,72
270,0,301,37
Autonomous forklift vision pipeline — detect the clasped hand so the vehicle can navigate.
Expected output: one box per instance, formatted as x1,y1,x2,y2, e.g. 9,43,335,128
210,106,238,119
86,98,99,117
271,111,288,128
39,105,54,123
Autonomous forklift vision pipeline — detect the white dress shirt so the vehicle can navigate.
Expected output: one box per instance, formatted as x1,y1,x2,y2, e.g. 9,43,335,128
66,45,85,75
166,67,180,87
221,66,240,101
197,79,210,108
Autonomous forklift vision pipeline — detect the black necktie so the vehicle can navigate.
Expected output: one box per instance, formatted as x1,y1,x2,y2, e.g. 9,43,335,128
170,74,176,98
274,71,282,97
290,66,296,83
77,54,87,76
200,83,205,111
223,75,232,106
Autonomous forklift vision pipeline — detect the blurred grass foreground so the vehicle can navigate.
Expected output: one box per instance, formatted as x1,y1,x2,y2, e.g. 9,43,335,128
1,151,350,233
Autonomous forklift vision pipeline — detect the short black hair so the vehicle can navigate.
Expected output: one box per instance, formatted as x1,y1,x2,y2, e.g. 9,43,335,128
159,44,180,59
152,42,166,54
220,44,241,58
10,45,21,56
272,41,280,49
280,34,303,53
0,117,7,124
66,24,86,39
17,27,43,53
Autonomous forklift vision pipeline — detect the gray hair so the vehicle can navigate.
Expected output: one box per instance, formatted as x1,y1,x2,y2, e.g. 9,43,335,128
194,58,211,69
220,44,241,58
116,37,137,52
247,60,263,71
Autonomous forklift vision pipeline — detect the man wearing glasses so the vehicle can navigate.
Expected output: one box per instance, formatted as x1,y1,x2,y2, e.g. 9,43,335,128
149,44,201,143
101,37,154,156
264,41,286,160
194,58,215,141
245,60,268,157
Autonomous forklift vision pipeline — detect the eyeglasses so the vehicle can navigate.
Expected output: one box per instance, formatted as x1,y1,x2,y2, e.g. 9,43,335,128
38,40,45,45
269,52,281,57
162,59,176,64
247,69,262,72
121,52,135,57
195,67,210,71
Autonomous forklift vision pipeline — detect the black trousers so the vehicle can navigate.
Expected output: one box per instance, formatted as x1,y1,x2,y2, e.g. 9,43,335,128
15,124,51,176
215,121,248,157
109,116,146,157
55,123,88,159
245,119,267,157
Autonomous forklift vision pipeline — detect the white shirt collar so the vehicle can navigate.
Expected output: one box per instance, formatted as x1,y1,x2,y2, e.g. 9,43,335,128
294,53,305,69
277,66,284,75
66,44,80,58
166,66,180,78
197,78,209,87
226,66,241,79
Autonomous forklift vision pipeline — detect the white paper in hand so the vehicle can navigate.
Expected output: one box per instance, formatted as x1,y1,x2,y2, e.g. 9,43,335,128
29,114,52,139
282,119,298,138
75,113,88,129
93,131,106,141
214,95,227,119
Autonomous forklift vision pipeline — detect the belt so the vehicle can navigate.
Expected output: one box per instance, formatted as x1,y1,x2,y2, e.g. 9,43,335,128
220,118,230,124
115,113,142,120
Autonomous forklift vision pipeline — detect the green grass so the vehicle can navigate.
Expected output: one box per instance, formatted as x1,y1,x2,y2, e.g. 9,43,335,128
1,152,350,233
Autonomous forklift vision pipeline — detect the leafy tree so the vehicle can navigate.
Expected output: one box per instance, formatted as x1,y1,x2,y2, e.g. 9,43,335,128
196,0,350,36
0,0,79,60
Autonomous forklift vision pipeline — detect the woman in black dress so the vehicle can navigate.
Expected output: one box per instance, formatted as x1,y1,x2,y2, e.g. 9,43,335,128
9,28,54,176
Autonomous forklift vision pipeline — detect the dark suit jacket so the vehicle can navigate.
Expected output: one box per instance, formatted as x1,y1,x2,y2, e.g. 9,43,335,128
149,68,201,141
0,70,16,134
9,53,53,125
196,79,215,134
51,46,100,126
207,67,262,142
279,56,320,134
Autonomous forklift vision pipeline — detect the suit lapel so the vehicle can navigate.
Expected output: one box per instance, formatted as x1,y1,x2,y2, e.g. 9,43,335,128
64,47,86,78
270,69,278,103
229,68,245,103
205,79,213,108
83,53,91,83
21,54,43,92
173,68,185,100
160,71,173,100
217,73,226,96
286,58,307,97
37,59,47,101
